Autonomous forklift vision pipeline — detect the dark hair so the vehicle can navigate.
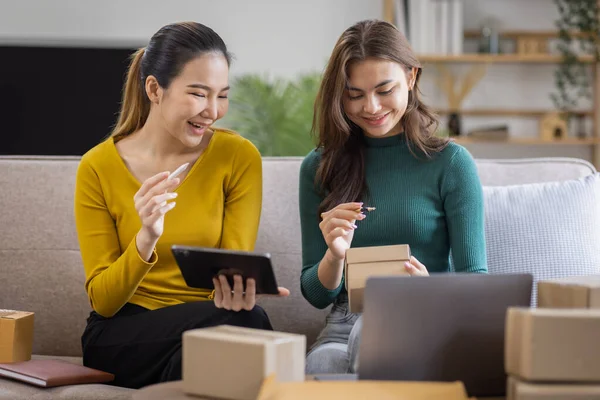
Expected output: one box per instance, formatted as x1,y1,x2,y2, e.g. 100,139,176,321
111,22,232,139
313,19,449,215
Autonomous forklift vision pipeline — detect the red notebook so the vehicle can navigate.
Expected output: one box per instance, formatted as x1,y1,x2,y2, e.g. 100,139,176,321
0,359,114,388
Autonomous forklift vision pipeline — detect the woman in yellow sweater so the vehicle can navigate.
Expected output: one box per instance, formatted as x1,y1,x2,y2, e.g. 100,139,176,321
74,21,288,389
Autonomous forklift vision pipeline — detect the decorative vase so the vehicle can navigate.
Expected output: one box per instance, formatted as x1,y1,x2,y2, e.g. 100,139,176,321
448,112,462,137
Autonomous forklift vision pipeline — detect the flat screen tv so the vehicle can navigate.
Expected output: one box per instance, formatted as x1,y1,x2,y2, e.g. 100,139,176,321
0,45,136,156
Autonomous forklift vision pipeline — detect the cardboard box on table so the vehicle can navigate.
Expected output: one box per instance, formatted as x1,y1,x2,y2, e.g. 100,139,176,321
507,376,600,400
344,244,411,313
257,374,472,400
505,307,600,382
182,325,305,400
0,310,34,363
537,275,600,309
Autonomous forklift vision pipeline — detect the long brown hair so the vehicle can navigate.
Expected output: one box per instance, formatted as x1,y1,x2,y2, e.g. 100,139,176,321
111,22,232,140
313,19,449,215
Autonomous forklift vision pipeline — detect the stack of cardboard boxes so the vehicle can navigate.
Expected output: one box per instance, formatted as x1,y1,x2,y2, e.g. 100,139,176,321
181,323,474,400
505,276,600,399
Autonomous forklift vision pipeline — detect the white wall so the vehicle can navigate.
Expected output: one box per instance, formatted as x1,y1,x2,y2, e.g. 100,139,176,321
0,0,594,162
0,0,382,78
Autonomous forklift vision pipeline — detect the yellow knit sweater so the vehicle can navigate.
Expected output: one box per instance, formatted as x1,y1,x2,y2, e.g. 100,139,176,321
74,129,262,317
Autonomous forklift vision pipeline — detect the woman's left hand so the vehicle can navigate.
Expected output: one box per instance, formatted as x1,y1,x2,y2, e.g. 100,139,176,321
212,274,290,311
404,256,429,276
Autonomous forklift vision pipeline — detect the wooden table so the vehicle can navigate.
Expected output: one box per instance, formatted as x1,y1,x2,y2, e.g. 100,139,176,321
132,380,505,400
132,381,210,400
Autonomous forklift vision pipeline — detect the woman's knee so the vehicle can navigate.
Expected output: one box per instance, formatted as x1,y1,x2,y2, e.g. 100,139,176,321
228,305,273,330
347,316,363,373
306,342,349,374
174,301,272,331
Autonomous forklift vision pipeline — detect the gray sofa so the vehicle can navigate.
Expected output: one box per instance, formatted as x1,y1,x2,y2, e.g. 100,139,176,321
0,155,597,400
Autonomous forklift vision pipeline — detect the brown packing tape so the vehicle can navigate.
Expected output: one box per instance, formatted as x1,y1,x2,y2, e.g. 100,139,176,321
257,374,470,400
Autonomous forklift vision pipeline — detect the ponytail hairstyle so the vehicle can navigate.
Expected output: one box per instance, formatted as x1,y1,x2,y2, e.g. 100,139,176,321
313,19,449,215
111,22,232,140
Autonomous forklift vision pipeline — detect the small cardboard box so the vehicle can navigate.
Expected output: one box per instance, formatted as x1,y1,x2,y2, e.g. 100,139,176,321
210,325,306,382
505,307,600,382
507,376,600,400
537,275,600,309
257,374,471,400
182,325,306,400
0,310,34,363
344,244,411,313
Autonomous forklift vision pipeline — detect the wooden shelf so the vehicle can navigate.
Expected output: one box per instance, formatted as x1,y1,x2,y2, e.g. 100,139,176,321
452,137,600,145
419,54,596,63
463,30,597,40
434,109,594,117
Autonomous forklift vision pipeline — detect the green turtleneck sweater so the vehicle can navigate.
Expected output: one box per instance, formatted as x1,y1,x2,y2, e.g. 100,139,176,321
299,135,488,309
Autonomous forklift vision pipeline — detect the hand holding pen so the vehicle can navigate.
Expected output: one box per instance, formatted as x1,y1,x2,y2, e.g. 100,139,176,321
134,163,188,261
319,202,372,260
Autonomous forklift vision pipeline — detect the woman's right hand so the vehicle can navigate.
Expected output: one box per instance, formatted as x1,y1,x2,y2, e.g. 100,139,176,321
134,171,180,242
319,202,365,260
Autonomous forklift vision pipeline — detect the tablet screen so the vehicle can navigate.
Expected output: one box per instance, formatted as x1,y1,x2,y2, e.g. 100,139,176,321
171,245,280,295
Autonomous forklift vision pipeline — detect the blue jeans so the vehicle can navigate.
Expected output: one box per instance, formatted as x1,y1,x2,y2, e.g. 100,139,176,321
305,293,363,374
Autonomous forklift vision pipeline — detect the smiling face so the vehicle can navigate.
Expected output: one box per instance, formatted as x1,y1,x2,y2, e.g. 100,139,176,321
148,52,230,148
342,57,416,138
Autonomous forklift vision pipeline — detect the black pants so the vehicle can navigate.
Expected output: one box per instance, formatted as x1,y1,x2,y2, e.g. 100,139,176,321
81,301,273,389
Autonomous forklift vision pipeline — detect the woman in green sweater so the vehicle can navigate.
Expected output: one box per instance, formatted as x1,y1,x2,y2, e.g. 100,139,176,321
299,19,488,374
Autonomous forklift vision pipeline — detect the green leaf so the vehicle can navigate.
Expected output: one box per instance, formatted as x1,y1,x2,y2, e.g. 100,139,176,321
219,73,322,156
552,0,600,114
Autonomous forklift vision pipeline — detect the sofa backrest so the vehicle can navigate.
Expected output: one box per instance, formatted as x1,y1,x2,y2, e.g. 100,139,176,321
0,155,596,356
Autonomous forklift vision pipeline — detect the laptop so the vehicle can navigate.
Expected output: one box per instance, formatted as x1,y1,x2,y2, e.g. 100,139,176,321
357,273,533,397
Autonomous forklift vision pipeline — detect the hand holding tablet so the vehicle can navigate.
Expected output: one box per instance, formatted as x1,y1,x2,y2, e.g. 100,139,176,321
212,274,290,311
171,246,290,311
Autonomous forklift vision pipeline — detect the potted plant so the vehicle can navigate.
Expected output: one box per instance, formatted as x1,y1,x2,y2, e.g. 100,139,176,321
552,0,600,114
219,73,321,156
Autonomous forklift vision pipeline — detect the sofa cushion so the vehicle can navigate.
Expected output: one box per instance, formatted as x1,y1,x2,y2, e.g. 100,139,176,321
0,379,133,400
255,158,329,346
0,250,89,357
483,173,600,305
0,356,133,400
476,157,596,186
